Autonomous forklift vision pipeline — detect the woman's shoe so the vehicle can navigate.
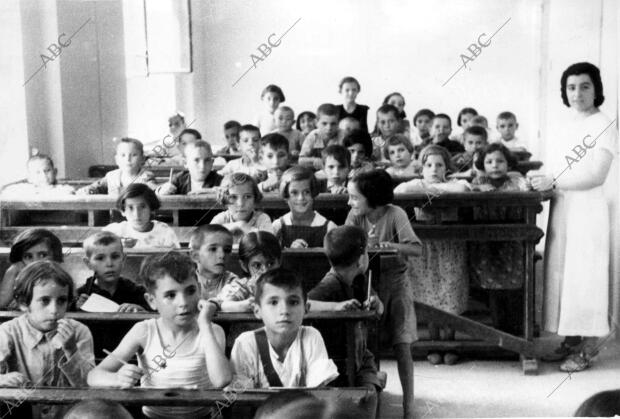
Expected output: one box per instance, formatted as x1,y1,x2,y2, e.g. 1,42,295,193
559,351,592,372
541,341,581,362
443,352,459,365
427,352,443,365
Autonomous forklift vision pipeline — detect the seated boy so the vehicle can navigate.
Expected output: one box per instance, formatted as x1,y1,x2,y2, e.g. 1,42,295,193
157,140,223,195
299,104,340,169
218,124,266,181
308,226,384,402
258,133,291,193
316,145,350,194
343,131,375,179
2,154,75,197
74,231,149,312
430,114,465,154
189,224,239,300
272,106,304,157
217,120,242,156
371,104,399,163
451,125,488,174
230,268,339,388
494,111,528,151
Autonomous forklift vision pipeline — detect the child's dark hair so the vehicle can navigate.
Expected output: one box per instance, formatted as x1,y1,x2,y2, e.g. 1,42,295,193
338,76,361,92
255,267,306,304
220,173,262,205
239,124,261,137
474,143,517,172
456,107,478,126
343,131,373,158
321,144,351,168
296,112,316,131
382,92,406,118
350,169,394,208
139,251,197,292
561,62,604,107
280,166,320,199
316,103,338,118
324,226,367,268
261,133,289,153
9,228,63,264
376,104,399,118
433,113,452,127
574,390,620,417
180,128,202,140
224,120,241,130
383,134,414,160
83,231,123,258
463,125,488,142
261,84,285,102
117,137,145,156
497,111,517,121
238,231,281,273
14,260,74,306
116,183,160,212
189,224,232,251
413,108,435,124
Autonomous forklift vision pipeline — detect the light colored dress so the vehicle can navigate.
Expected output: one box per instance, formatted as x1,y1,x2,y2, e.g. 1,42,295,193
543,111,618,337
103,220,180,249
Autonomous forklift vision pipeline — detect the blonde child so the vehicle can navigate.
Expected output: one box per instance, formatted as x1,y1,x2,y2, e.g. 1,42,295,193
189,224,239,300
0,228,63,309
77,138,156,195
296,111,316,139
104,184,180,249
255,84,285,134
273,166,337,248
211,173,273,241
371,104,399,162
343,131,374,180
75,231,149,312
411,109,435,158
217,120,242,155
320,145,350,194
230,268,339,387
258,133,291,193
384,134,421,178
87,252,232,419
450,125,488,175
336,76,369,133
272,106,304,157
0,261,94,419
430,114,465,154
450,107,478,144
494,111,528,150
1,154,74,197
299,104,340,169
346,169,422,419
218,124,266,181
337,116,361,143
395,145,471,365
383,92,410,136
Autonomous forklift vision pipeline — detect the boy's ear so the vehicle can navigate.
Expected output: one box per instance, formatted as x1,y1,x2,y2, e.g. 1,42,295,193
144,292,157,311
252,301,262,320
189,248,199,263
83,257,92,270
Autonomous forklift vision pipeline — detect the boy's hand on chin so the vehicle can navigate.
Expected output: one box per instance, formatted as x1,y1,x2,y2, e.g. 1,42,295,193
0,372,29,387
53,319,77,355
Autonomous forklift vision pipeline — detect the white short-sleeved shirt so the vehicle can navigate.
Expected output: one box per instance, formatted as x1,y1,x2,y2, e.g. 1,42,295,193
103,220,180,249
217,157,266,180
210,210,274,234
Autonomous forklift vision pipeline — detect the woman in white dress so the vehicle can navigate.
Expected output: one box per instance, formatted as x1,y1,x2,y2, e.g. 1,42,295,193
532,62,617,372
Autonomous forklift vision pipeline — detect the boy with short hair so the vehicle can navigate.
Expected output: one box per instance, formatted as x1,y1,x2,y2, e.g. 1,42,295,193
451,125,488,173
75,231,149,312
299,104,340,169
272,106,304,157
157,140,223,195
430,114,465,154
189,224,239,300
218,124,266,181
217,120,242,155
1,154,75,197
230,268,339,388
494,111,527,150
259,133,291,193
371,104,399,162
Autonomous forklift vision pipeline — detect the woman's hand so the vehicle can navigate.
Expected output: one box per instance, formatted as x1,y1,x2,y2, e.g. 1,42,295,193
530,174,555,191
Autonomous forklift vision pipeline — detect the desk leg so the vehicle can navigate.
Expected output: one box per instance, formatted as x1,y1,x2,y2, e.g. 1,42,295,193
522,238,539,375
345,323,357,386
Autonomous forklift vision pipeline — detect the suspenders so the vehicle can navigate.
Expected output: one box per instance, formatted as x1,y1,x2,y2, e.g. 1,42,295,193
254,328,306,387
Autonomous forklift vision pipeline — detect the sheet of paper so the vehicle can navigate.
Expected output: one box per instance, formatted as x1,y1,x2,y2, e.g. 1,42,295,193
80,293,120,313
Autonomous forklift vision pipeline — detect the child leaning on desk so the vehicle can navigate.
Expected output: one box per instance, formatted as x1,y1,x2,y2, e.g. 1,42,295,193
87,252,232,419
1,154,74,198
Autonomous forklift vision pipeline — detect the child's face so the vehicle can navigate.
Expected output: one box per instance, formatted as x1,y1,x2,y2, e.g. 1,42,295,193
115,142,143,174
483,151,509,179
28,159,56,187
340,82,359,103
338,119,360,136
422,154,447,183
431,117,452,141
147,275,200,327
347,181,371,216
317,114,339,138
463,134,486,154
347,144,366,168
185,146,214,182
225,127,240,148
254,283,307,336
122,196,152,232
299,115,316,133
246,254,281,279
415,115,432,136
377,112,397,137
85,242,124,283
227,182,256,222
192,232,233,276
496,118,518,141
286,179,314,216
178,133,198,156
263,92,282,113
168,116,186,137
22,242,53,265
324,156,349,186
387,144,412,168
239,130,261,160
26,281,69,332
387,95,405,113
261,145,289,171
459,112,476,129
274,109,295,131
